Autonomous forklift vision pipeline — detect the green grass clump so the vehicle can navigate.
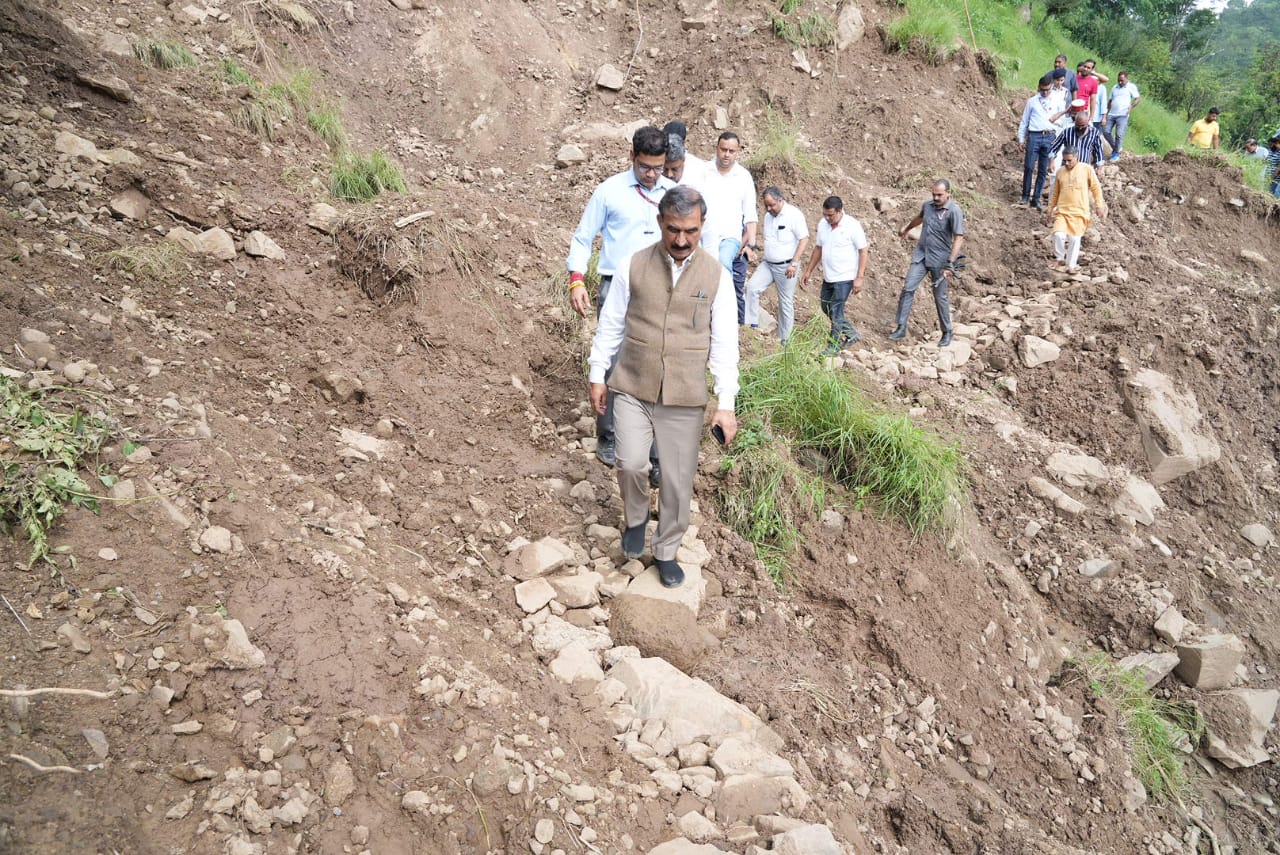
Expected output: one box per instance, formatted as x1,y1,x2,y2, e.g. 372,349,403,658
771,12,837,48
737,322,965,535
231,69,316,141
306,105,348,150
133,41,199,69
717,416,827,587
748,108,822,176
883,0,960,65
329,149,407,201
103,241,186,286
0,378,112,566
1069,653,1202,801
220,58,258,87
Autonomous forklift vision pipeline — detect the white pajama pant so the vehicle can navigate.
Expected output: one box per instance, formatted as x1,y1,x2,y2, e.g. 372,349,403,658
1054,232,1082,267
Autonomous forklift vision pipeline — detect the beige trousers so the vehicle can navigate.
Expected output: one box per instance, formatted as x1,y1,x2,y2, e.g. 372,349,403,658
612,392,704,560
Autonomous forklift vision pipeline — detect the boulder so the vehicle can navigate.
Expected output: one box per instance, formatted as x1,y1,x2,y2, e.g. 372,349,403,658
1240,523,1274,548
1046,451,1110,490
1174,633,1244,690
609,594,717,673
610,657,782,749
1125,369,1221,484
1112,475,1164,526
530,615,611,658
772,824,841,855
1118,651,1180,690
555,144,587,168
710,736,794,778
1018,335,1060,368
505,537,576,581
109,189,150,220
244,231,286,260
625,561,707,616
1203,689,1279,769
595,64,625,90
549,571,603,608
716,774,809,824
835,4,865,50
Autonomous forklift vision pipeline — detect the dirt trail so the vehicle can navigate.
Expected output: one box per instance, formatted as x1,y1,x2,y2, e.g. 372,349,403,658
1,0,1278,853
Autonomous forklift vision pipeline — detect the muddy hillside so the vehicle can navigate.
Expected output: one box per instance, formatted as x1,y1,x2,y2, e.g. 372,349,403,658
1,0,1278,853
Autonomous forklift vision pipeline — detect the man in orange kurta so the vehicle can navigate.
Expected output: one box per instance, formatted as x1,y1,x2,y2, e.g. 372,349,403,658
1046,146,1107,274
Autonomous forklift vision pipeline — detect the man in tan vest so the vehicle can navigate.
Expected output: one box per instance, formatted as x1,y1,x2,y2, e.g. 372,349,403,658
587,186,739,588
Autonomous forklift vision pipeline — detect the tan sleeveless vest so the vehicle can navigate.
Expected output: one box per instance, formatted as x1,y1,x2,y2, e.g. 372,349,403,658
607,243,722,407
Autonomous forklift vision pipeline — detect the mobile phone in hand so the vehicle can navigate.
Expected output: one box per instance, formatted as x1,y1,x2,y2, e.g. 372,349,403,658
711,424,727,445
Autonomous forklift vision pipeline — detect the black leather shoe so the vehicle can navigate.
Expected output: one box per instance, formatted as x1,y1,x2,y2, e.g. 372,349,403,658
888,325,907,341
655,558,685,588
648,464,661,489
595,438,616,468
938,332,953,347
622,514,648,559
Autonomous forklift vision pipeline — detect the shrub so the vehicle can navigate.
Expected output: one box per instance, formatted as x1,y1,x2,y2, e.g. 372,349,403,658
329,150,407,201
133,41,198,69
883,1,960,65
0,378,113,566
737,322,965,535
1067,654,1202,801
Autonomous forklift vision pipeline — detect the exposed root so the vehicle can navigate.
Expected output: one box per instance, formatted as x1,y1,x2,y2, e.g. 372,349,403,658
0,686,117,699
8,754,85,774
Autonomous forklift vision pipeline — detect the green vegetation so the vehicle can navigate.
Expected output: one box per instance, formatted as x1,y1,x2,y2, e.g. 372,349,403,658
746,109,822,176
329,149,407,201
0,378,113,566
220,58,258,87
718,417,827,586
1068,653,1202,800
103,241,186,286
132,40,198,69
230,68,316,141
261,0,324,32
737,322,966,536
306,105,348,150
883,0,961,65
771,11,837,48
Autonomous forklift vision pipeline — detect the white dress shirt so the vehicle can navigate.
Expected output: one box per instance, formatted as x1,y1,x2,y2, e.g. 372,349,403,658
816,215,868,282
588,250,739,411
763,202,809,263
566,169,675,277
698,162,757,247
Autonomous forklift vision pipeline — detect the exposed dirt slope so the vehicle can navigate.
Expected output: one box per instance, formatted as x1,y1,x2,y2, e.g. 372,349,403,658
1,0,1278,854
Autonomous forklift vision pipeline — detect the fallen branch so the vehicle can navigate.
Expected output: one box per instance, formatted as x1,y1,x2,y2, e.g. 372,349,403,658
8,753,84,774
0,686,116,699
2,593,31,635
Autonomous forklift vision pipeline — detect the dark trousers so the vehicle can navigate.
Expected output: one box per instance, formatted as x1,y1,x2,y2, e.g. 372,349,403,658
820,279,859,344
733,253,748,325
596,275,658,465
1022,133,1054,203
895,261,951,334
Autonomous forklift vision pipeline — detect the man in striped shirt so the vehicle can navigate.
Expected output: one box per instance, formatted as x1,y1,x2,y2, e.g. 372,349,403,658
1267,136,1280,198
1052,105,1106,169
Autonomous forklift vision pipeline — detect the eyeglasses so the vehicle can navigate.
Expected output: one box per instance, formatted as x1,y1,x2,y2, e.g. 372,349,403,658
634,163,664,175
1038,88,1050,94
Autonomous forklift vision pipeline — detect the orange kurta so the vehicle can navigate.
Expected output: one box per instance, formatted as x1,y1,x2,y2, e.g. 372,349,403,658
1048,163,1106,236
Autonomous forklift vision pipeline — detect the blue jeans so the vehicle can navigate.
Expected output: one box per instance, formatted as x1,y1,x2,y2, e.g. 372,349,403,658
820,280,858,345
1022,133,1053,203
1103,114,1129,154
716,238,744,324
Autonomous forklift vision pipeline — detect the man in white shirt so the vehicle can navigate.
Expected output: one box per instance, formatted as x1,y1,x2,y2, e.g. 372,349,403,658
744,186,809,345
801,196,869,357
698,131,758,324
662,121,708,182
567,125,674,473
588,186,738,589
1017,74,1070,210
1103,71,1140,162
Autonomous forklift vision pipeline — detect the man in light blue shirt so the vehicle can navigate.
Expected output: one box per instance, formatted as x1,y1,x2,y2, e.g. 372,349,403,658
567,125,674,472
1017,75,1069,210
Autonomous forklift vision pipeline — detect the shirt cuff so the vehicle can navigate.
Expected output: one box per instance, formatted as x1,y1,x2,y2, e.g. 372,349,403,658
716,395,735,412
588,367,607,385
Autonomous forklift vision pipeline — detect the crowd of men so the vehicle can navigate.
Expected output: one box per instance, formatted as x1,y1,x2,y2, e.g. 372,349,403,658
566,122,962,588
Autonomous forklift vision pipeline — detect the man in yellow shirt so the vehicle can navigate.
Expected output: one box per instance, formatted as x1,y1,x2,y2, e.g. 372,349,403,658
1045,146,1107,275
1187,108,1220,150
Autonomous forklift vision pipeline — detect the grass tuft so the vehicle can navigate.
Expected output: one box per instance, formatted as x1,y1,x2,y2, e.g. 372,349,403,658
717,416,827,587
771,11,836,49
329,149,407,201
306,105,348,150
747,108,822,176
103,242,186,286
231,69,315,140
737,321,965,535
220,58,258,88
262,0,324,32
133,41,199,69
1068,653,1202,801
883,0,960,64
0,378,113,566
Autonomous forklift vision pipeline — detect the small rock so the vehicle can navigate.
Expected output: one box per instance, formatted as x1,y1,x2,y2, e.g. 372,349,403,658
1240,523,1274,548
595,64,625,91
165,793,195,820
81,728,109,760
1175,633,1245,690
198,526,233,554
54,131,98,159
1078,558,1118,578
308,203,340,234
108,189,149,221
678,811,721,842
1019,335,1061,368
171,719,203,735
1153,607,1186,645
772,823,841,855
534,818,555,844
56,622,92,653
1203,689,1279,769
244,231,286,260
515,577,557,613
505,537,576,580
324,757,356,806
98,548,118,561
555,144,587,168
1239,249,1269,266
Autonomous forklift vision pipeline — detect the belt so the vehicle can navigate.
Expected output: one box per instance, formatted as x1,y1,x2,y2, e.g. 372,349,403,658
1030,129,1055,135
765,258,794,265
